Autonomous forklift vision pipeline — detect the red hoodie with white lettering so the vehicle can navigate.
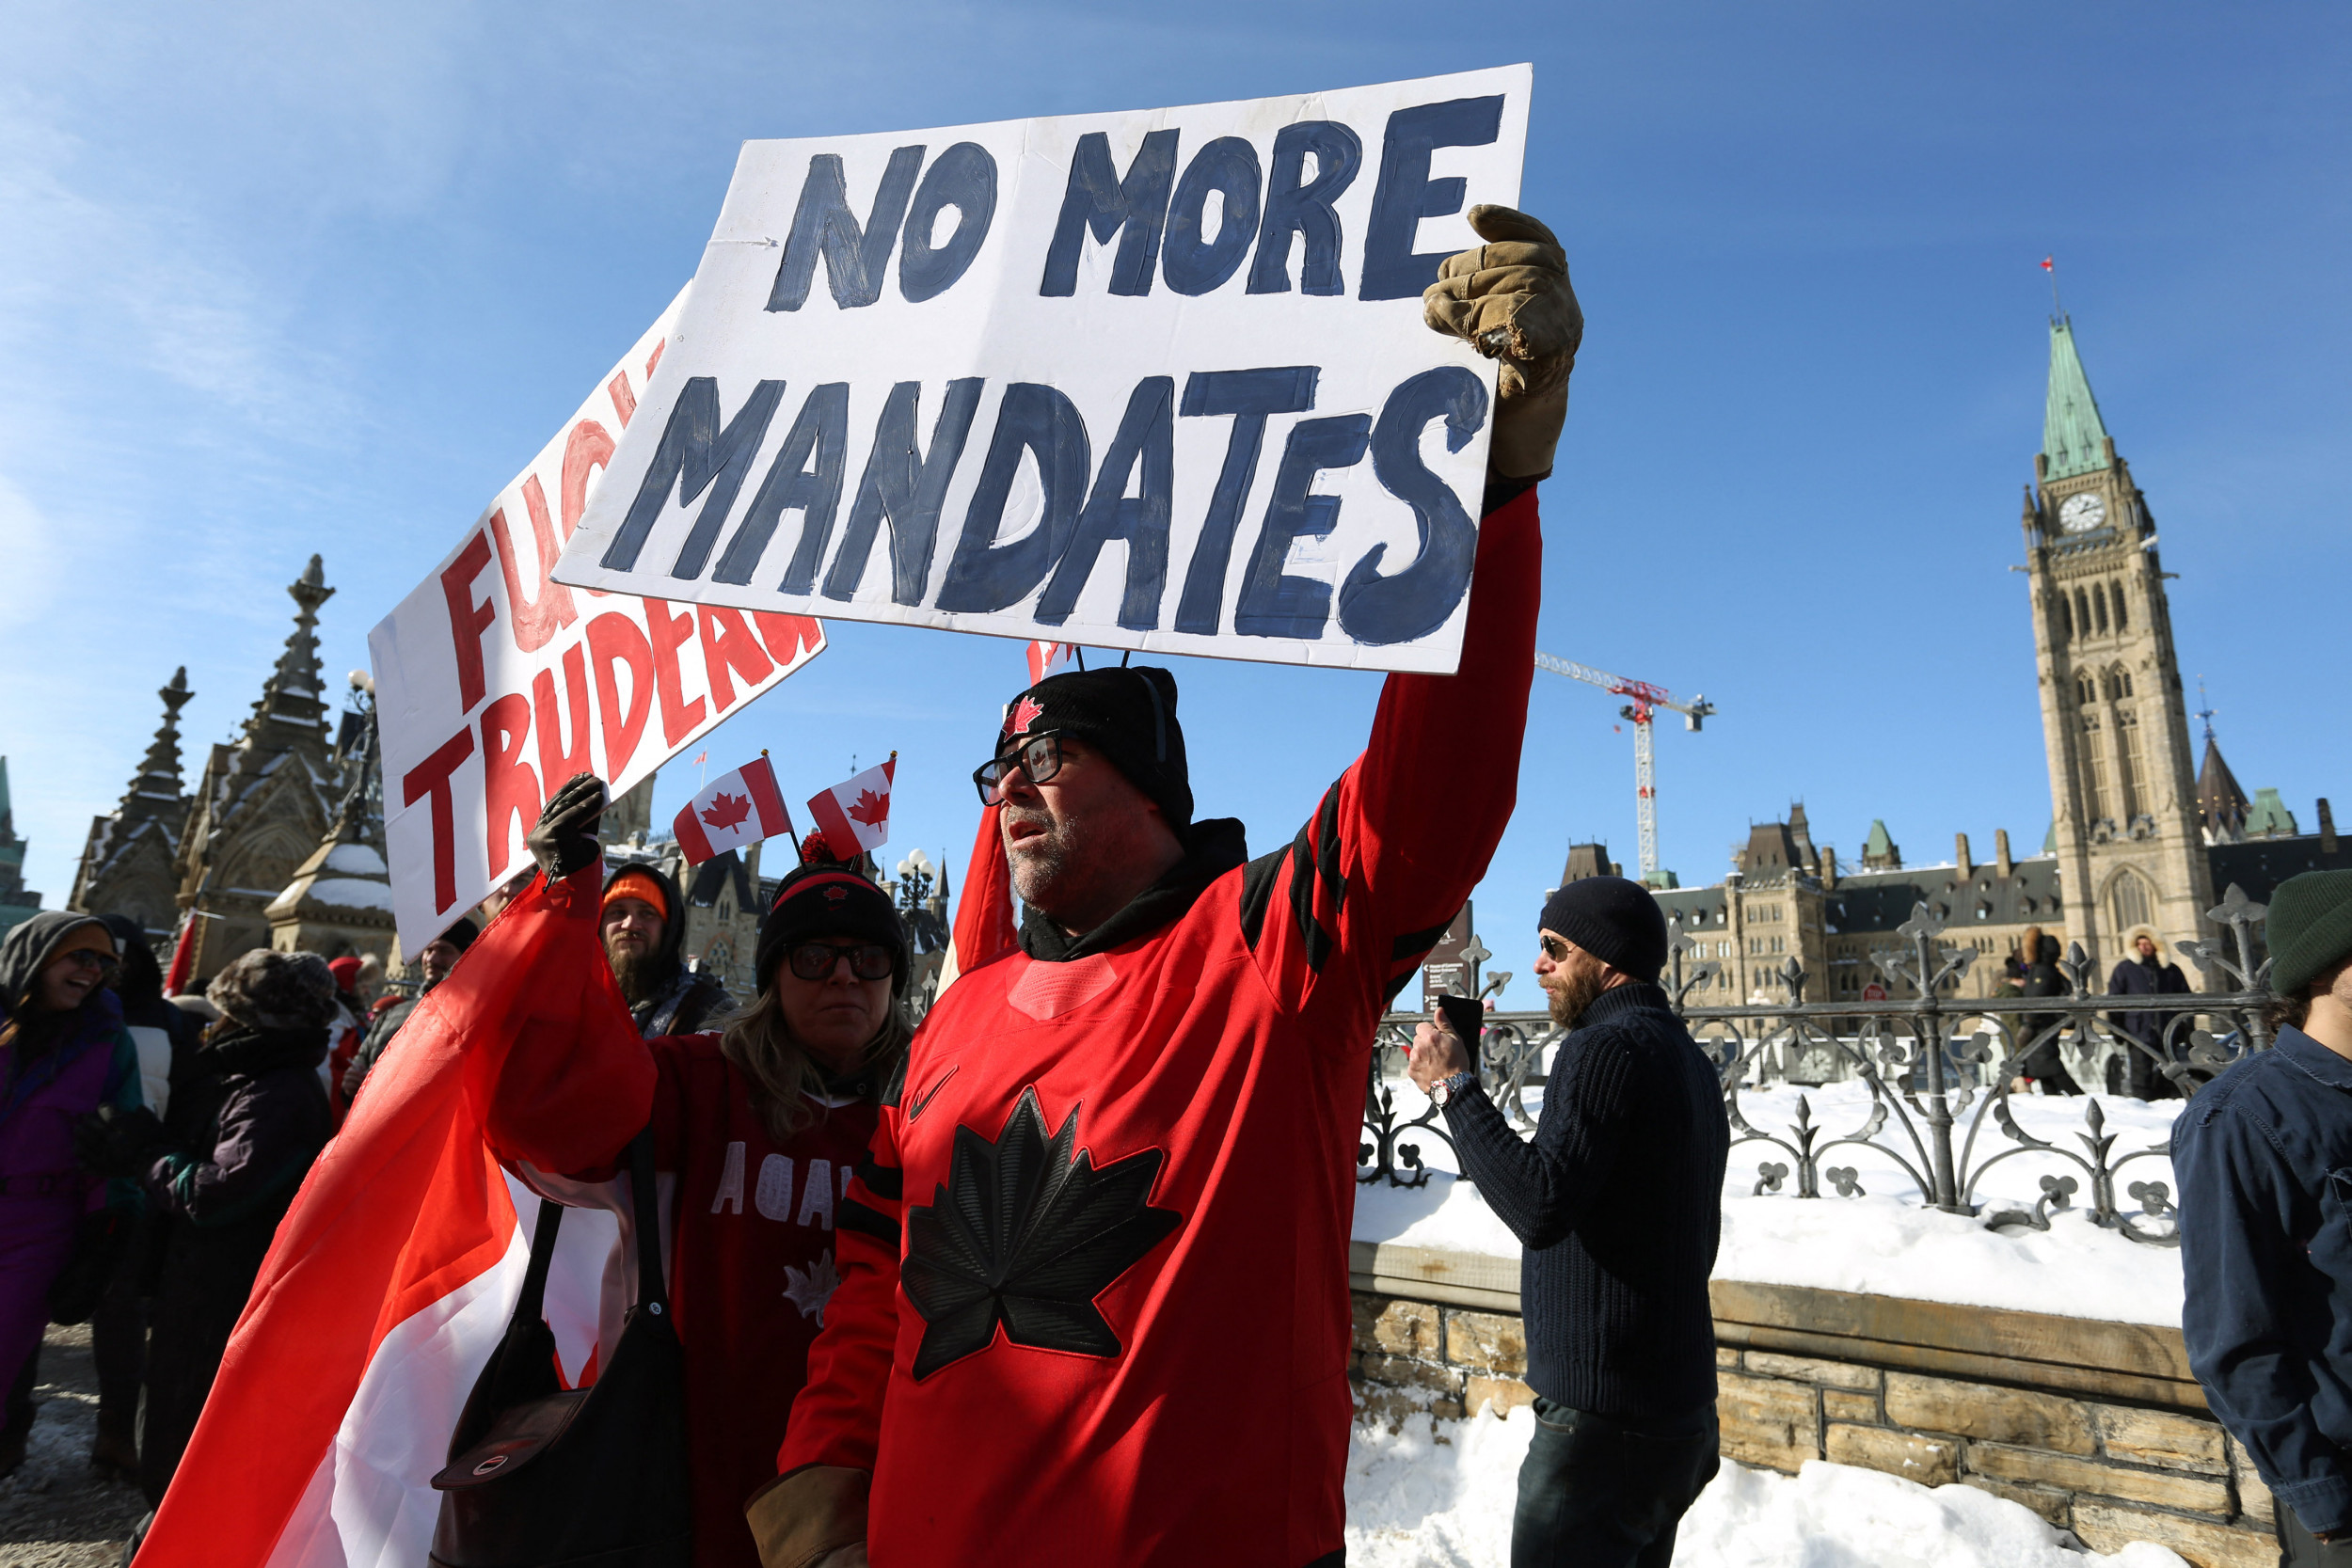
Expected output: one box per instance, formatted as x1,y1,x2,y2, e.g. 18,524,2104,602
777,488,1541,1567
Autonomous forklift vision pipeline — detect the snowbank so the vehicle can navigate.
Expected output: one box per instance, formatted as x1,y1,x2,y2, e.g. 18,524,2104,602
1343,1406,2190,1567
1353,1078,2185,1326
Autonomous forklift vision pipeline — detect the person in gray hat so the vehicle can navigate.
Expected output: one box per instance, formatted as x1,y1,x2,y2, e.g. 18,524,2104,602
2176,869,2352,1562
1407,877,1729,1568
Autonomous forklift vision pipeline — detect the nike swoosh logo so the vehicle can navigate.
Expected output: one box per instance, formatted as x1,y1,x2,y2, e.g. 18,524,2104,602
905,1065,959,1124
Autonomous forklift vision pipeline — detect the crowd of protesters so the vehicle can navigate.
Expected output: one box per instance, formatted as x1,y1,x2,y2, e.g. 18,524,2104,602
1,197,2282,1568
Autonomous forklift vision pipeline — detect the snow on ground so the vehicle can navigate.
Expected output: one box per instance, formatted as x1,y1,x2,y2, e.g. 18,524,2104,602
1344,1406,2190,1568
1353,1077,2185,1326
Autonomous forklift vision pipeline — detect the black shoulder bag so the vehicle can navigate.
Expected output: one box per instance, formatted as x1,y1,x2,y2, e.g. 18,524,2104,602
429,1132,690,1567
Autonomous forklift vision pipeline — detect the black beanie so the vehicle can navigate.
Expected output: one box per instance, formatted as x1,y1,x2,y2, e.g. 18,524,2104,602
438,916,479,954
1000,666,1191,831
2268,869,2352,998
755,857,912,995
1539,877,1669,982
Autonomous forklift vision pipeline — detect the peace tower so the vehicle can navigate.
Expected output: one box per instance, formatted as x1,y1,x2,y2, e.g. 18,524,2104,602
2023,318,2215,971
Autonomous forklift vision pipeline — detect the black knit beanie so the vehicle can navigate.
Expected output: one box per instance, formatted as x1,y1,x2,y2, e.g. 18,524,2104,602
755,856,912,995
1539,877,1669,982
439,915,479,953
2267,869,2352,998
1000,666,1191,832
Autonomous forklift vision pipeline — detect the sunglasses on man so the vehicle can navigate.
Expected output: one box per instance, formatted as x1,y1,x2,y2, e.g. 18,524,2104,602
972,732,1070,807
780,942,897,983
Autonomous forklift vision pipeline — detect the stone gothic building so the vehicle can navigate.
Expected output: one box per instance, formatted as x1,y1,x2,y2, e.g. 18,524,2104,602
69,556,395,979
1623,317,2345,1002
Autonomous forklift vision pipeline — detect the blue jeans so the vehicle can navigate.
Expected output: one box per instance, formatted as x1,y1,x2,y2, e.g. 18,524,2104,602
1513,1397,1720,1568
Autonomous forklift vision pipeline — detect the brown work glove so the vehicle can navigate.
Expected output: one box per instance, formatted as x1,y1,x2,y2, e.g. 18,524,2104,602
746,1465,869,1568
1422,205,1581,481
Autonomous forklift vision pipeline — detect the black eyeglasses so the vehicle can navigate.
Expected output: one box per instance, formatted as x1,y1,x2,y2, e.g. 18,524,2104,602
1539,935,1572,963
972,732,1068,806
782,942,896,982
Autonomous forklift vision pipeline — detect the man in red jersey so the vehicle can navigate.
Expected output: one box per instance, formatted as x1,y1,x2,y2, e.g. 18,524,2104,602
754,206,1577,1568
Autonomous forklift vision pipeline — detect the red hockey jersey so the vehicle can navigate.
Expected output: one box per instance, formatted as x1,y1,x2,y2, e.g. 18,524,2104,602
778,489,1540,1566
493,1032,881,1568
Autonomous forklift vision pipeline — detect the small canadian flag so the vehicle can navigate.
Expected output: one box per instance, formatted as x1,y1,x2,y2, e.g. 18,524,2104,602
1026,641,1079,684
808,755,895,859
674,756,792,865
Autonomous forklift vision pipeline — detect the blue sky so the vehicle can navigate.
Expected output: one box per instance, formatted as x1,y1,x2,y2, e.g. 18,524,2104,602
2,3,2344,1007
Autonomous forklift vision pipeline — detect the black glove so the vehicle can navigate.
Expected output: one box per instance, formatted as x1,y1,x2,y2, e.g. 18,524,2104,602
528,771,610,879
72,1105,173,1180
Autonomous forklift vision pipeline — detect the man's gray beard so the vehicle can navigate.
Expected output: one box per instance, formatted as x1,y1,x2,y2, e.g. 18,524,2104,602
1547,965,1606,1028
608,945,657,1006
1006,813,1079,919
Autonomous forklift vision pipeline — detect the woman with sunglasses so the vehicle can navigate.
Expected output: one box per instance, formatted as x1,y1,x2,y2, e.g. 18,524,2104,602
489,793,913,1568
0,912,143,1478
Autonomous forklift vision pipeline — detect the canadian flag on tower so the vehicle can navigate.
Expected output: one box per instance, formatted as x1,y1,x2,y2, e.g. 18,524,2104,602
807,755,895,859
673,755,792,865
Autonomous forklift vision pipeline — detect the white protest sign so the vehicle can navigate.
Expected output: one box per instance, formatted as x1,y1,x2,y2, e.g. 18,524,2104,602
552,67,1528,674
371,289,828,951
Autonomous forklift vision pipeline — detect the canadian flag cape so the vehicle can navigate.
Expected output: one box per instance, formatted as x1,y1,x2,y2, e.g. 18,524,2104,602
136,867,650,1567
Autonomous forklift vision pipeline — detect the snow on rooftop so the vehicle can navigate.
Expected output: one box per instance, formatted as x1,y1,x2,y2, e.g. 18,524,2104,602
303,877,396,911
324,842,388,876
1352,1077,2184,1327
1345,1409,2187,1567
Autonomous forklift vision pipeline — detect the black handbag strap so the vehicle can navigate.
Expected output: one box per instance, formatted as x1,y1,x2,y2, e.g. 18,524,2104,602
504,1199,564,1339
502,1124,666,1338
626,1129,670,1316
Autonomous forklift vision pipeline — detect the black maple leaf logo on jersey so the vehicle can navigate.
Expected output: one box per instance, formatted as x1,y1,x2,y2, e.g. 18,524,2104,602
901,1088,1181,1380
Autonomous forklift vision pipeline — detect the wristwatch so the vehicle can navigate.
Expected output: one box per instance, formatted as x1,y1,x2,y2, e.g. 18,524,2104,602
1430,1069,1478,1107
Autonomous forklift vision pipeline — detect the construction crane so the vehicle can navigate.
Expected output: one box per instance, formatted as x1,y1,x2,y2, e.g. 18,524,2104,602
1534,653,1717,885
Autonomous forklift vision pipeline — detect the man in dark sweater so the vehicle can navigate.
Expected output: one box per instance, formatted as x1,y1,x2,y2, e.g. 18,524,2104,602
1408,875,1729,1568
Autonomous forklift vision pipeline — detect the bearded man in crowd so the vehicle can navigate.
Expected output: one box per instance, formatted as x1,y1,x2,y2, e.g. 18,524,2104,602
601,863,732,1038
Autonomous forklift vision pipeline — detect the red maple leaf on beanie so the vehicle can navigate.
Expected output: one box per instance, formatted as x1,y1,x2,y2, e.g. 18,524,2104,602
701,791,753,831
1006,695,1045,736
847,788,889,829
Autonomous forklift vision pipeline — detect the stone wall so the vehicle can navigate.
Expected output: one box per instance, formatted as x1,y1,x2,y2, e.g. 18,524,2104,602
1346,1241,2277,1568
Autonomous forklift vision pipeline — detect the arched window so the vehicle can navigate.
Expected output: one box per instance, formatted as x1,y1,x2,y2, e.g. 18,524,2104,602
2057,593,2074,641
2110,581,2128,631
2075,588,2093,635
2093,586,2109,634
2109,869,2153,934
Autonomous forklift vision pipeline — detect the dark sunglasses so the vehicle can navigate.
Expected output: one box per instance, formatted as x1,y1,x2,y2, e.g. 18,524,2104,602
57,949,120,981
782,942,896,982
1539,934,1572,963
972,732,1068,806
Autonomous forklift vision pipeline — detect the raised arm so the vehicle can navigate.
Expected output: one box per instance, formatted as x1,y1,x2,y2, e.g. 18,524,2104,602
482,774,657,1178
1239,208,1571,1018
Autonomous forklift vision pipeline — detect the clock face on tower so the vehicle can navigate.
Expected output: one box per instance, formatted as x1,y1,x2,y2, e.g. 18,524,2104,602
2058,493,2107,533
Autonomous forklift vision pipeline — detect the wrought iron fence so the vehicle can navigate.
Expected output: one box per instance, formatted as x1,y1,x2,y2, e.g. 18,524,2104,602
1359,885,2278,1249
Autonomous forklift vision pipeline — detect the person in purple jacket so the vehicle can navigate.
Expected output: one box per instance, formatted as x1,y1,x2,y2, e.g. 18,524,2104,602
0,912,143,1477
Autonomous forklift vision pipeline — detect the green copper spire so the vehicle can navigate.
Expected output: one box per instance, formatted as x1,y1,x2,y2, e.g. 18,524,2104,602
2042,317,2111,481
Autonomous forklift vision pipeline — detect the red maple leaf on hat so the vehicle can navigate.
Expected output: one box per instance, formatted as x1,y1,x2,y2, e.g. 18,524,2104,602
1007,694,1045,736
847,788,889,829
701,791,753,831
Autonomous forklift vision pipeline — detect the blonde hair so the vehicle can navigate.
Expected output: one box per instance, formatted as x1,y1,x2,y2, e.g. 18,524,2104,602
718,987,912,1143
